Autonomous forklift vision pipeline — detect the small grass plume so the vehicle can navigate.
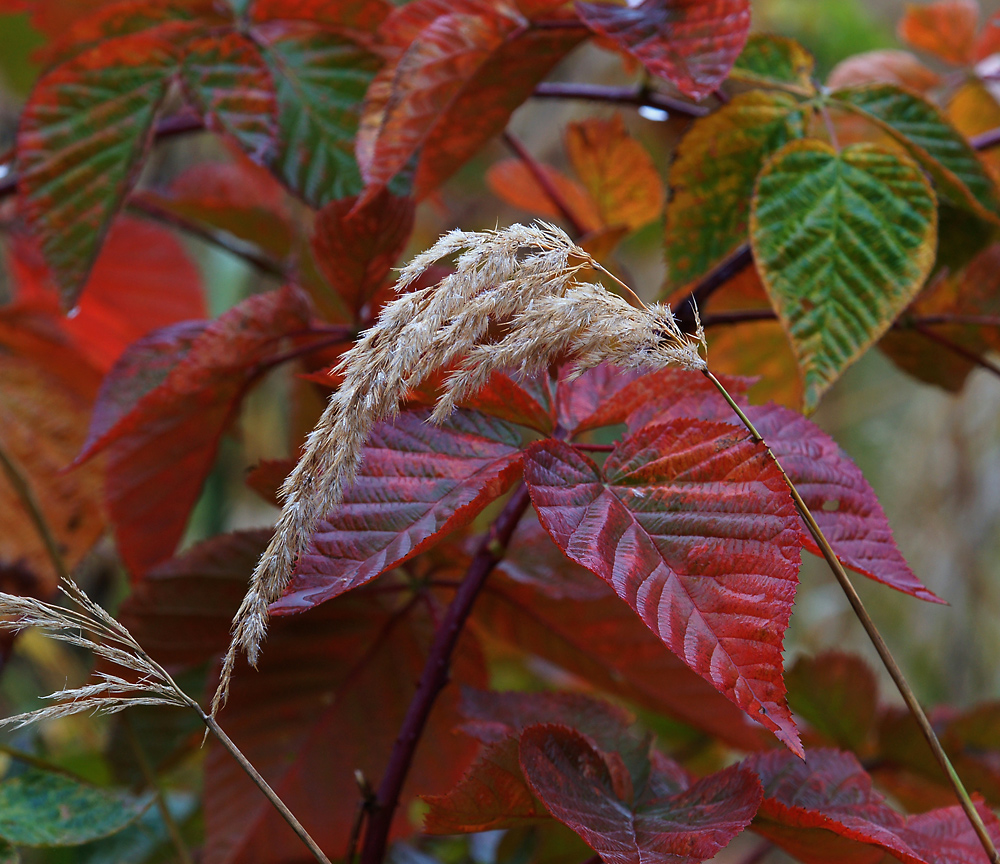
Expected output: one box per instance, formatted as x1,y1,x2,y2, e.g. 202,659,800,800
0,579,191,727
214,222,705,714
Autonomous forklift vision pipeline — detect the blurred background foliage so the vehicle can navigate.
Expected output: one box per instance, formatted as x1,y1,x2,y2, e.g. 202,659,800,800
2,1,1000,861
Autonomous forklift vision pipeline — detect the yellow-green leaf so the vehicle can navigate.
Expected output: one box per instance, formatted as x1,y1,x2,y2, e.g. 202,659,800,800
730,33,815,91
664,90,806,291
751,140,937,411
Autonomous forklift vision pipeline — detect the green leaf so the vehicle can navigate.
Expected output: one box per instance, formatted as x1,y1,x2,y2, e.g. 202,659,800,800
751,140,937,411
16,34,176,306
180,32,277,163
0,769,146,847
832,84,1000,223
664,90,806,290
255,21,380,207
731,33,815,90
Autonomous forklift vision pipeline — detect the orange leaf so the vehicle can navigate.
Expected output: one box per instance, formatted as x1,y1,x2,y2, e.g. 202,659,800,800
898,0,979,66
565,113,664,231
485,158,602,231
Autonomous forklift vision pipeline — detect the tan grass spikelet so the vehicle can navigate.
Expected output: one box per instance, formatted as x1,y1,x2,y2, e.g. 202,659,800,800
213,222,705,715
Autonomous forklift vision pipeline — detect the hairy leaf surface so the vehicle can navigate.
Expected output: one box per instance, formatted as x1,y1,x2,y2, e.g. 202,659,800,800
751,140,937,410
576,0,751,100
524,423,803,752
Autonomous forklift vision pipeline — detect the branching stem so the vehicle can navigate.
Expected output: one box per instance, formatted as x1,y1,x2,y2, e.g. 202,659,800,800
703,368,1000,864
358,484,533,864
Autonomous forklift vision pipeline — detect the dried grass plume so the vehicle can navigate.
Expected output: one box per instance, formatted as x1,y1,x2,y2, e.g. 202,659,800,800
214,222,705,714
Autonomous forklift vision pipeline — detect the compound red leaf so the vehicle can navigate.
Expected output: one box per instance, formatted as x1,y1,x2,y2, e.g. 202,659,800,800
205,583,486,864
524,424,803,753
520,725,762,864
16,33,178,305
573,366,936,603
748,748,1000,864
898,0,979,66
311,189,415,317
359,4,585,198
272,408,524,614
575,0,751,100
180,32,277,164
80,286,311,576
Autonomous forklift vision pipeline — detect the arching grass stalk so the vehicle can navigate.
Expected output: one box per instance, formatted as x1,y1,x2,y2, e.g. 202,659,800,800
703,369,1000,864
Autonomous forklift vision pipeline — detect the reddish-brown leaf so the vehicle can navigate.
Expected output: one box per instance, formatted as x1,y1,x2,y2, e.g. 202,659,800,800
249,0,391,38
785,652,879,752
565,113,664,231
898,0,979,66
523,424,803,753
180,32,277,164
272,408,524,614
748,748,1000,864
359,4,585,198
575,0,751,100
826,49,941,92
520,725,762,864
205,583,486,864
310,189,415,317
485,159,603,232
16,33,178,304
79,286,311,576
555,362,642,432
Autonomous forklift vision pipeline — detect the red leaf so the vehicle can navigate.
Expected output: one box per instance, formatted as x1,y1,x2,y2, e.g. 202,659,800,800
272,408,524,614
359,4,585,197
10,216,207,373
119,530,271,665
786,652,879,753
574,366,938,603
249,0,391,40
524,424,803,753
80,286,311,576
180,32,277,163
475,567,773,751
555,362,642,432
575,0,751,100
748,748,1000,864
16,32,178,303
204,582,486,864
311,189,415,317
520,725,762,864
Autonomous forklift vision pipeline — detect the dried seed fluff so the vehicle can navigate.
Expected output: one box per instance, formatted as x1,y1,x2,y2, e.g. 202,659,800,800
213,222,705,715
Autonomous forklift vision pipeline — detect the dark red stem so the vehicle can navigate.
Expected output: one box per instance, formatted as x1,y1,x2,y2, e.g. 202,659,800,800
501,130,589,238
911,322,1000,378
358,484,533,864
532,82,709,118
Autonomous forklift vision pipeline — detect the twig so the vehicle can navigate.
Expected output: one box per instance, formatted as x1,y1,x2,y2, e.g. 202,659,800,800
128,196,288,280
702,368,1000,864
0,443,70,582
674,245,754,329
123,713,194,864
358,484,533,864
911,322,1000,379
970,126,1000,151
501,131,589,238
532,82,710,118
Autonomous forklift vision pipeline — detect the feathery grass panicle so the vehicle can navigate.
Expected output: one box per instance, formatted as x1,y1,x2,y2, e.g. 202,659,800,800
213,222,705,715
0,580,192,729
